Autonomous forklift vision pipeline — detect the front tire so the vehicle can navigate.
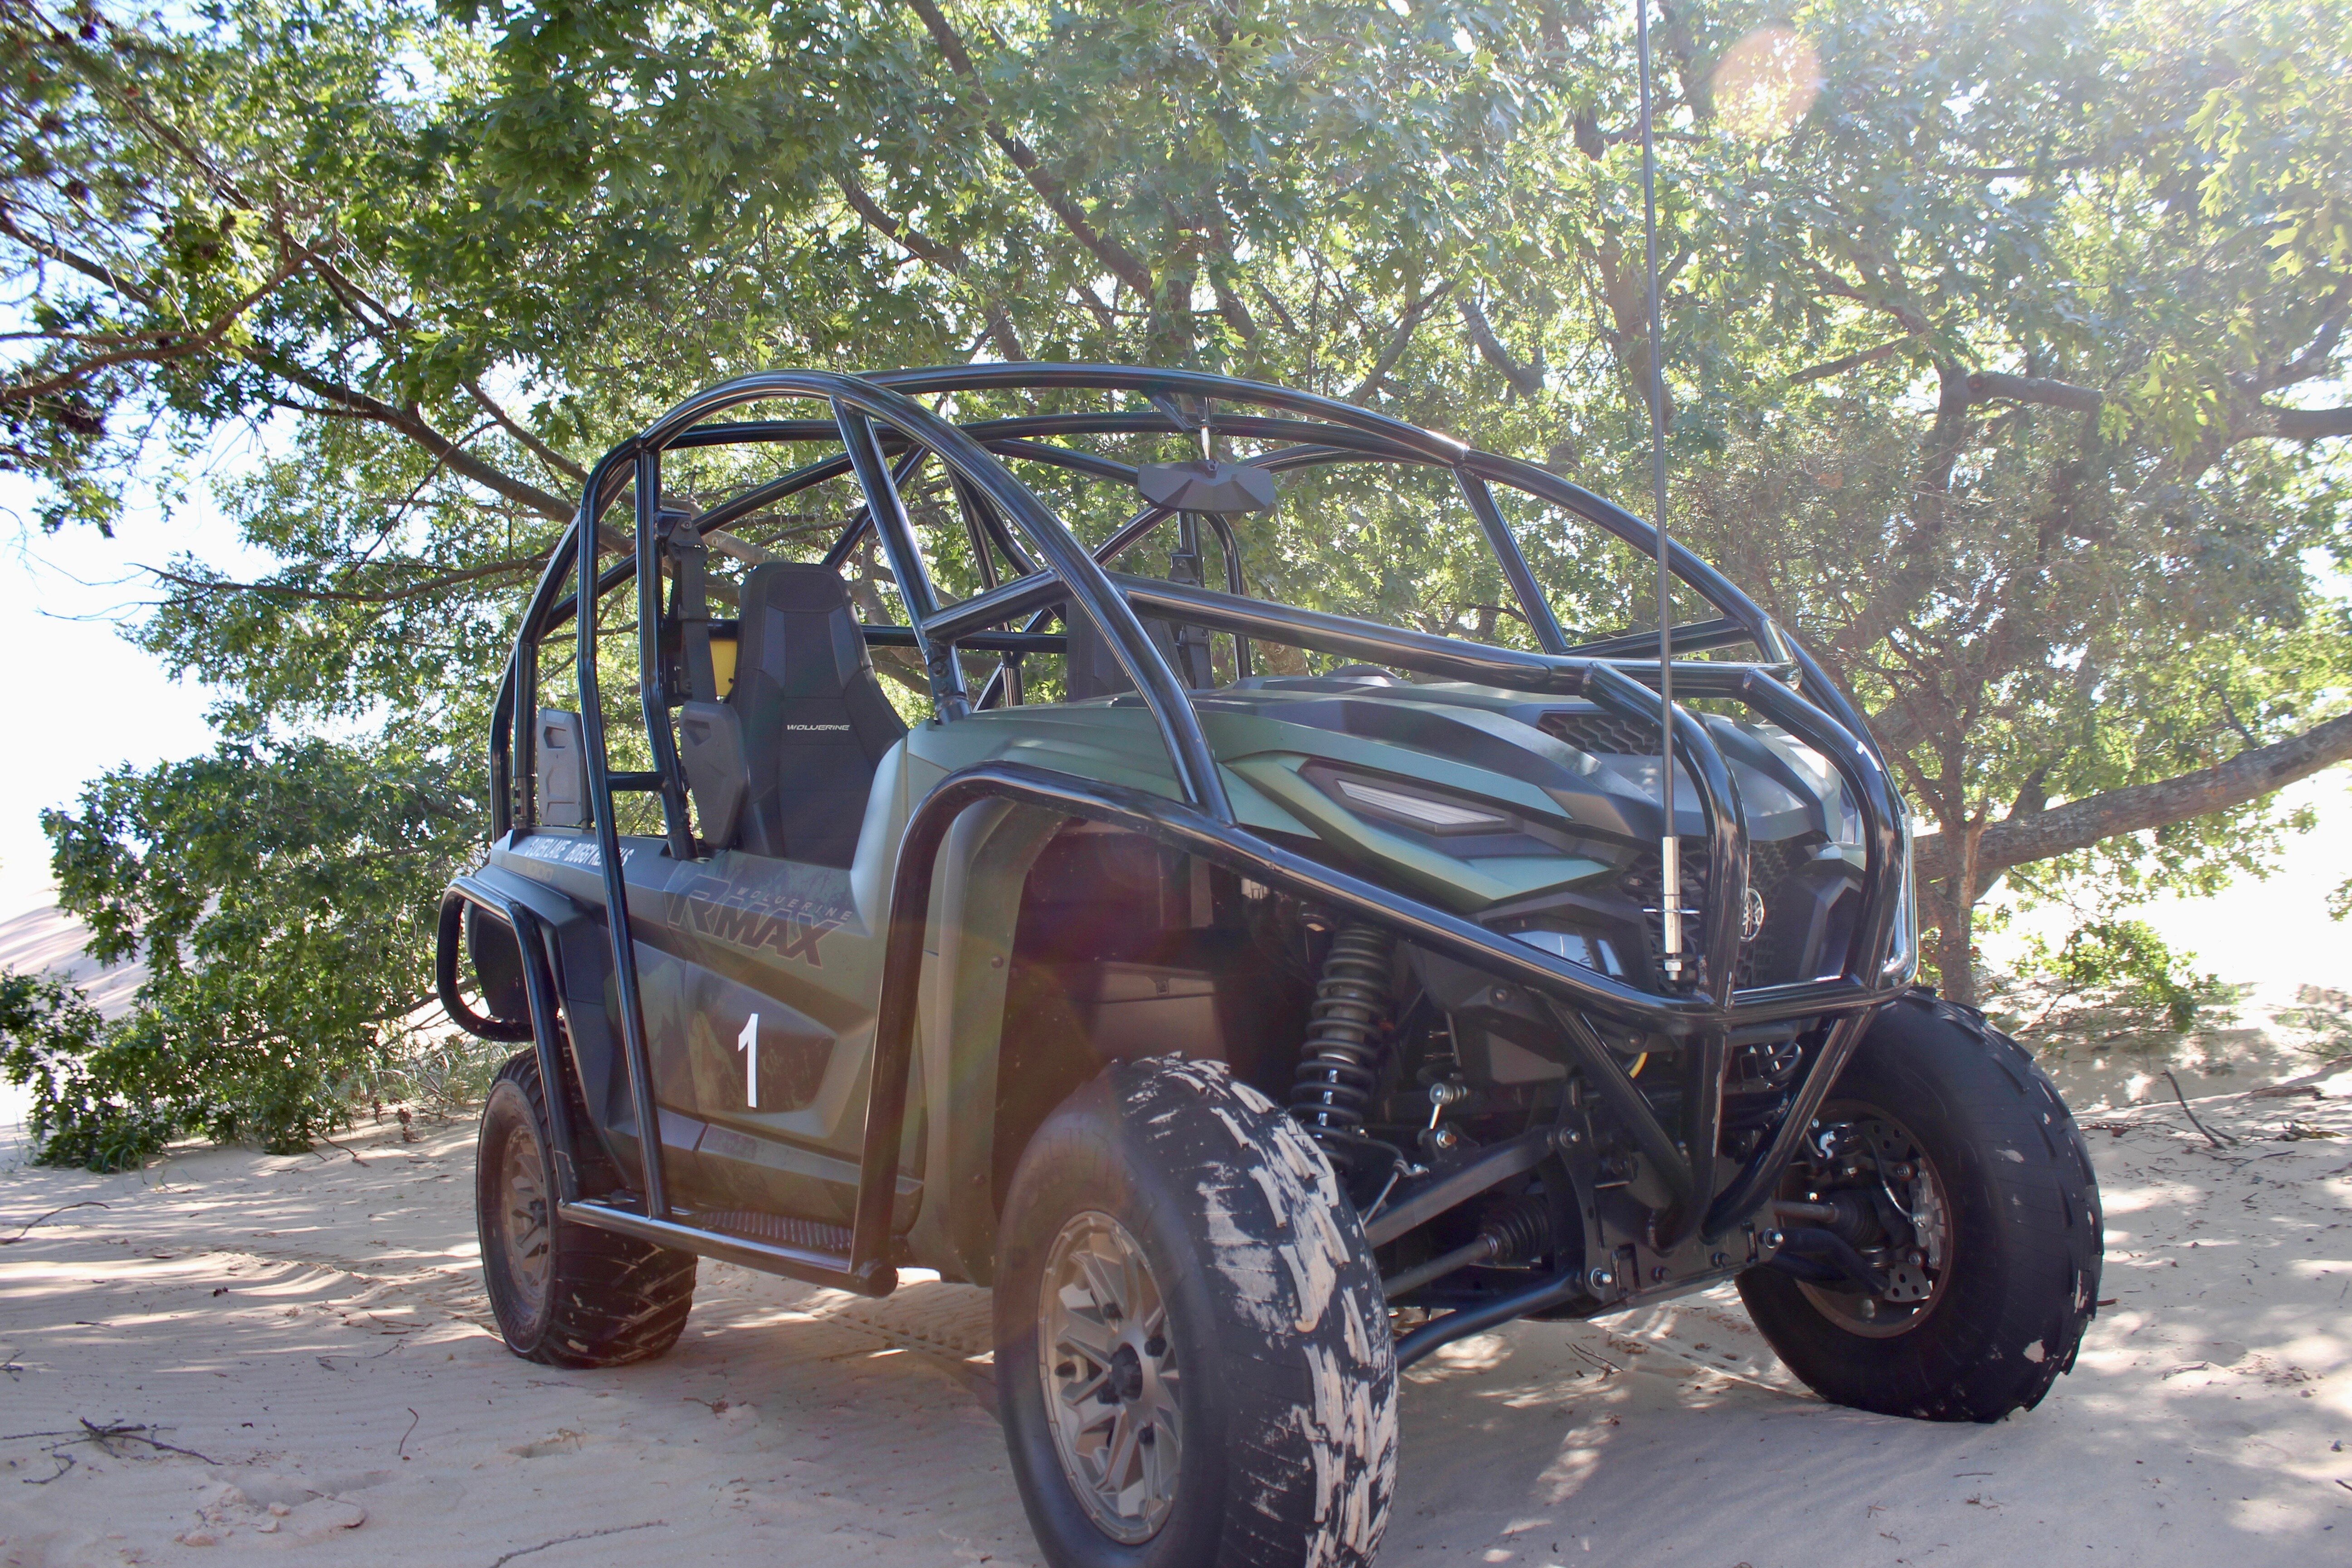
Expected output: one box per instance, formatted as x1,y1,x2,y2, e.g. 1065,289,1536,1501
996,1057,1397,1568
1738,990,2103,1421
477,1051,697,1367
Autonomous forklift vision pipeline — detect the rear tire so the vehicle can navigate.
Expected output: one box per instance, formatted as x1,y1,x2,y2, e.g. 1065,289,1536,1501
1738,990,2103,1421
996,1057,1396,1568
477,1050,697,1367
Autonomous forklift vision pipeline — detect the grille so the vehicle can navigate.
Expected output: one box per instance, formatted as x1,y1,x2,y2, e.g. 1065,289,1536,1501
1538,707,1660,756
1616,831,1827,989
1738,833,1826,989
1617,835,1708,984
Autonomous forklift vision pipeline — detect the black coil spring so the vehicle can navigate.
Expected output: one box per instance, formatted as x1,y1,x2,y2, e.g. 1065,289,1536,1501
1288,922,1396,1159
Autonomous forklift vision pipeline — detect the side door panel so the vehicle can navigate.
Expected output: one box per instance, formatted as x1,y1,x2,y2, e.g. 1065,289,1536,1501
637,851,877,1225
494,825,899,1223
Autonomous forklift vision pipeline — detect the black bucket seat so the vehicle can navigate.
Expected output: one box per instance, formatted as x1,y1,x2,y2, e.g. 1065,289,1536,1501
678,563,904,867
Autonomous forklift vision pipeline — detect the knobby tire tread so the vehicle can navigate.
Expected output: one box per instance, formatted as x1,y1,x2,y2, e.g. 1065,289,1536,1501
996,1057,1397,1568
1739,988,2103,1422
483,1051,697,1370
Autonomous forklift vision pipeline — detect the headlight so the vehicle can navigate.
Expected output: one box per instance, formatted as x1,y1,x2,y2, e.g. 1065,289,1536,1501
1325,774,1513,834
1504,922,1627,977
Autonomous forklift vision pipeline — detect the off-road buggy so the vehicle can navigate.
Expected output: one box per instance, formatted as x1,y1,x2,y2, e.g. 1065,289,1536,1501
436,364,2102,1568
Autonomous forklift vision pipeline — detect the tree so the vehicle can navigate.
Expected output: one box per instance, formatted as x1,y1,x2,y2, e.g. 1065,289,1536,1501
10,739,482,1164
1,0,2346,1158
1646,0,2352,990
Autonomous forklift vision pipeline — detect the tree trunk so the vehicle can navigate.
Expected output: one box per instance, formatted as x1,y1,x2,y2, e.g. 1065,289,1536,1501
1930,895,1978,1007
1916,814,1984,1004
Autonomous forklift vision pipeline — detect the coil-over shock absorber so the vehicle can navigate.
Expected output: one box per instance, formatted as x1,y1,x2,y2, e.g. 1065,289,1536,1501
1289,921,1396,1170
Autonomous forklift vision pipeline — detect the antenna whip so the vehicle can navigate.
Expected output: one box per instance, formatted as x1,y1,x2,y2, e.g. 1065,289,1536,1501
1634,0,1686,982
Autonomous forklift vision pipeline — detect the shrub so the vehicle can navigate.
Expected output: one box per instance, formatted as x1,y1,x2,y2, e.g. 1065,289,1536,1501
5,738,482,1167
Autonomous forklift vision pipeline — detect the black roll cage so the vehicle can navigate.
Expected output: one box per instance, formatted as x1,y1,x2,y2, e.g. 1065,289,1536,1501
454,363,1917,1360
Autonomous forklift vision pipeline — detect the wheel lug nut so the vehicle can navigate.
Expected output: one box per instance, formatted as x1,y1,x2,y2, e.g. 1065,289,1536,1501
1138,1424,1156,1446
1145,1335,1166,1357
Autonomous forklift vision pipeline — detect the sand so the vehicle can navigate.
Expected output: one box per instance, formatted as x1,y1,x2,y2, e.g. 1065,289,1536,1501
0,1068,2344,1566
1,892,2348,1566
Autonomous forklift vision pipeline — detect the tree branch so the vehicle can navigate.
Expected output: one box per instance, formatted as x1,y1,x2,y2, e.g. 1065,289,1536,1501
1248,277,1303,340
1460,295,1544,397
462,379,587,484
242,350,575,522
2242,281,2349,392
902,0,1155,298
1,250,309,406
1788,333,1916,385
834,173,1025,359
1829,359,1974,662
1348,280,1454,403
1209,272,1259,347
1805,264,1933,335
1911,711,2352,884
2268,405,2352,441
0,208,158,305
1964,370,2104,413
1962,369,2347,442
142,554,550,605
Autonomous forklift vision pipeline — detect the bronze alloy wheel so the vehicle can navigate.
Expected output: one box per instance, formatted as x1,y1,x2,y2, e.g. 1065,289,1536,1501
485,1103,554,1336
1036,1210,1183,1543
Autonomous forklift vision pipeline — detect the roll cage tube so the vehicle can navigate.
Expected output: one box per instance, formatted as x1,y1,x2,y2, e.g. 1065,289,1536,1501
478,363,1912,1304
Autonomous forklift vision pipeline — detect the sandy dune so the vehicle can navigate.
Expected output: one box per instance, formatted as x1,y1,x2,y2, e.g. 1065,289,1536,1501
1,1058,2346,1568
0,908,143,1021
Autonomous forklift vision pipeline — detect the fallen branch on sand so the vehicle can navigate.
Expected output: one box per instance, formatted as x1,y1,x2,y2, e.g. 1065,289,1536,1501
2243,1058,2350,1099
487,1519,668,1566
313,1130,368,1165
4,1418,223,1484
0,1202,109,1245
2163,1071,2236,1148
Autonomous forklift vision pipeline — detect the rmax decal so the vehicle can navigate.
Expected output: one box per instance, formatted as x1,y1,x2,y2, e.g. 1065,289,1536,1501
671,873,845,967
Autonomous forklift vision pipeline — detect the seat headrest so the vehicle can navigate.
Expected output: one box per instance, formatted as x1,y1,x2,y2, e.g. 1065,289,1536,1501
741,562,854,616
735,563,872,701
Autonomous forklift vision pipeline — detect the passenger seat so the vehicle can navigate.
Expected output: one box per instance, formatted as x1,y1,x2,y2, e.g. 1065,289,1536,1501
679,563,905,867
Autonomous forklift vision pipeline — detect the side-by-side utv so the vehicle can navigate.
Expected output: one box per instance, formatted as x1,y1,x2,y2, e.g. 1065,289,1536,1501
436,364,2102,1568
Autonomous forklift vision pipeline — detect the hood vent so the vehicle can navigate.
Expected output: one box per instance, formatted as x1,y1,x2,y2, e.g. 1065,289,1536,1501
1539,708,1660,757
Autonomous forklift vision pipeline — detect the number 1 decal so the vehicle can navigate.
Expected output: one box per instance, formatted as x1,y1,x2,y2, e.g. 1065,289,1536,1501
737,1013,759,1108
